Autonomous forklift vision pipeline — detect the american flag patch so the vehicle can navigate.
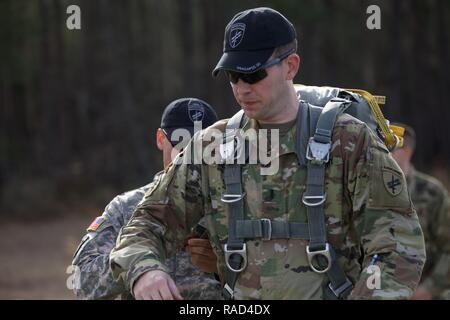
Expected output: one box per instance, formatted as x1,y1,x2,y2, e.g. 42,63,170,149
87,216,106,232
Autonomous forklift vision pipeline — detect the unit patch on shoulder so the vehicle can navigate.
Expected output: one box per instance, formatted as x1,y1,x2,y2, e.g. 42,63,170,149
382,168,403,196
87,216,107,232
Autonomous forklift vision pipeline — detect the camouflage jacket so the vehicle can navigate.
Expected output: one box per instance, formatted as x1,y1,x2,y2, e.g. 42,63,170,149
72,171,222,300
407,167,450,299
110,102,426,300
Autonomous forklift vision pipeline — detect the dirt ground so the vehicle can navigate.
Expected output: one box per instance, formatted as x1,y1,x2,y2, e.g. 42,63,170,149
0,214,93,299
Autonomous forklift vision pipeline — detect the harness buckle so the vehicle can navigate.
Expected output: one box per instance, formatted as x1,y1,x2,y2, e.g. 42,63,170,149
260,219,272,241
220,130,245,163
306,243,332,274
224,243,247,273
302,194,327,207
221,192,246,203
306,137,331,164
328,278,353,299
223,283,235,299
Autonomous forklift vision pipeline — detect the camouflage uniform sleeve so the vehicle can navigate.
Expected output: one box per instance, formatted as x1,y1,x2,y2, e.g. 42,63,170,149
340,121,426,299
72,198,126,299
109,147,205,294
422,186,450,298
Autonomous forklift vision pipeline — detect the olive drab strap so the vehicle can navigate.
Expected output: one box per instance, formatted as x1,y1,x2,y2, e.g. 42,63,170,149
220,110,247,300
235,220,310,240
303,97,354,299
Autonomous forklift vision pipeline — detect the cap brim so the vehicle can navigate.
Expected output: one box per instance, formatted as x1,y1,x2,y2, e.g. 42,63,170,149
212,48,274,77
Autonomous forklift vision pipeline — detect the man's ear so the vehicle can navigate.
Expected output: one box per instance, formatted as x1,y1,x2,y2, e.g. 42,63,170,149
286,53,300,81
156,128,165,151
404,146,414,161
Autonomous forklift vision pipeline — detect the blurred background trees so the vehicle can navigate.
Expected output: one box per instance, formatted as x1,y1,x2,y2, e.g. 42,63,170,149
1,0,449,219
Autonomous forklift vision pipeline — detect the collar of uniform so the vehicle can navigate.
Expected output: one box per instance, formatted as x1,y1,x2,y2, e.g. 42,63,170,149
240,102,307,161
153,170,165,180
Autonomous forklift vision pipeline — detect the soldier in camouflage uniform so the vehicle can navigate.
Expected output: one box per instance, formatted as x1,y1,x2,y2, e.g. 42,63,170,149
110,7,425,300
392,123,450,300
72,98,222,300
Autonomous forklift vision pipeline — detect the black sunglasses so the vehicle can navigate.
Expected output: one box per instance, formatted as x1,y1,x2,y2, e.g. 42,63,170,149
226,49,295,85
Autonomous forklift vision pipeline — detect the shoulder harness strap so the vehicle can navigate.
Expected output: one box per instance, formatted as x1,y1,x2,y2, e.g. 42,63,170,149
303,96,354,299
221,110,247,300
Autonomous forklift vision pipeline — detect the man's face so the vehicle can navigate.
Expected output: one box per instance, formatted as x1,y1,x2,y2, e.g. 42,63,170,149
230,55,295,123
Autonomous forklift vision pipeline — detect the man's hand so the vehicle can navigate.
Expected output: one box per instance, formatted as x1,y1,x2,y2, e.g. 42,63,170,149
186,238,218,274
411,285,433,300
133,270,183,300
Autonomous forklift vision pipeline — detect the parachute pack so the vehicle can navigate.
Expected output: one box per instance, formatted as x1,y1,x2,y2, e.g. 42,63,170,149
294,84,404,150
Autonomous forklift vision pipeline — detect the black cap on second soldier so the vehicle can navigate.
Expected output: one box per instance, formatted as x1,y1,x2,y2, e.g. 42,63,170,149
160,98,218,147
212,7,296,76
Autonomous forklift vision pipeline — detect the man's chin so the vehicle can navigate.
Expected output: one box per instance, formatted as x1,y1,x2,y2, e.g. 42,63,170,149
241,106,260,120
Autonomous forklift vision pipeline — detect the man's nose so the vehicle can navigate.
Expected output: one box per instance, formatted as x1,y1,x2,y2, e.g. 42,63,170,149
234,79,252,95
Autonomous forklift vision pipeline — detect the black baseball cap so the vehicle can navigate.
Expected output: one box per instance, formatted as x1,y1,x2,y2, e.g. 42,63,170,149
160,98,218,147
212,7,296,76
